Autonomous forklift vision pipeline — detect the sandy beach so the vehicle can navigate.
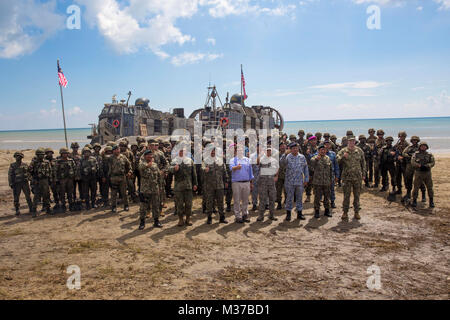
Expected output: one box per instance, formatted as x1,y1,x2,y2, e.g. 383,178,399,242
0,149,448,300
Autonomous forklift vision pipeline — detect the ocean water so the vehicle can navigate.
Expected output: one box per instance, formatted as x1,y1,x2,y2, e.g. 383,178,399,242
1,117,449,153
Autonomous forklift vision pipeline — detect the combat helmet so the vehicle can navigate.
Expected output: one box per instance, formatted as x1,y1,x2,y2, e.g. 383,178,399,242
84,144,93,149
59,147,69,155
93,143,101,149
35,148,45,155
359,134,366,140
289,134,296,140
346,130,354,137
119,141,128,147
385,136,394,142
419,141,429,149
82,147,91,154
368,128,375,134
70,142,80,149
376,129,385,136
44,148,54,154
398,131,407,138
104,146,113,152
297,130,305,135
14,151,24,158
330,134,337,140
410,136,420,142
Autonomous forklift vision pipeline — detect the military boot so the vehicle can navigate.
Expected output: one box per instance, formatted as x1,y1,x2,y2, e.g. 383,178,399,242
185,214,193,226
324,208,332,217
429,198,435,208
207,214,212,224
219,214,228,224
285,210,291,221
226,204,231,212
314,209,320,219
178,216,185,227
421,190,426,202
269,213,278,221
111,206,117,213
354,212,361,220
331,201,336,208
365,180,370,188
242,214,250,223
138,219,145,230
297,210,306,220
91,201,97,209
15,205,20,216
31,208,37,218
153,218,162,228
85,202,91,210
46,207,53,215
379,186,387,192
276,202,282,210
395,187,402,195
124,205,129,211
402,190,411,203
256,213,264,222
411,198,417,207
341,211,349,220
252,204,257,211
305,195,311,203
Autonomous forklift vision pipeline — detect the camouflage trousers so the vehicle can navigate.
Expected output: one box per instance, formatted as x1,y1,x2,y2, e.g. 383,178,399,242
367,158,374,183
33,179,50,210
306,170,314,196
285,184,304,212
373,159,381,186
251,177,259,205
12,181,32,209
342,179,361,213
174,190,193,218
258,181,276,217
313,184,331,210
405,164,425,193
49,181,59,204
81,177,97,205
395,162,406,190
139,192,159,221
72,179,82,201
412,170,433,199
225,182,233,207
381,163,396,189
204,188,224,215
276,177,286,204
59,178,74,207
100,178,109,203
127,175,137,200
110,176,128,208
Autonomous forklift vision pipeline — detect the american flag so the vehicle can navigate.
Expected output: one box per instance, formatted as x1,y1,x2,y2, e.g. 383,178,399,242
241,66,247,100
57,61,68,88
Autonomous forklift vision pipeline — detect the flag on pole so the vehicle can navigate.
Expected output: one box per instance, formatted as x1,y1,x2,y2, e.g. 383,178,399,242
57,61,68,88
241,65,247,100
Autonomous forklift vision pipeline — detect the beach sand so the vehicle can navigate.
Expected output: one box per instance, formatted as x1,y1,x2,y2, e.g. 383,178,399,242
0,149,448,300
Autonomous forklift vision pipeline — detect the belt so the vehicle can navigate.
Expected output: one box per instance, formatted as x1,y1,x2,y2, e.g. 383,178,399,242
235,180,250,183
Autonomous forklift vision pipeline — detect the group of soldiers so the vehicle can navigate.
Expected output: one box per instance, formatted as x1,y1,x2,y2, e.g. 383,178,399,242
8,127,435,229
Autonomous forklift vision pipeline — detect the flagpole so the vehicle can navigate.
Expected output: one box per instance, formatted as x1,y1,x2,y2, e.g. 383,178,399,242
240,64,243,108
58,59,68,148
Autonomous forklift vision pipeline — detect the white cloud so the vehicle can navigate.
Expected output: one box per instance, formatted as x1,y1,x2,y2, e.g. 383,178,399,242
434,0,450,10
171,52,223,66
0,0,65,58
310,81,389,90
68,106,83,116
206,37,216,45
351,0,405,6
202,0,296,18
50,99,57,104
416,6,423,11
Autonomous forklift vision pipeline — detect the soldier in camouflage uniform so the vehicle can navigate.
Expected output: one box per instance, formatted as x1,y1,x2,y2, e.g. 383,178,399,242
55,148,77,212
8,151,33,215
276,141,287,210
224,141,234,212
411,142,435,208
323,133,337,153
119,141,137,203
69,142,82,201
315,132,322,144
138,150,163,230
257,148,279,221
401,136,426,202
330,134,339,151
44,148,59,205
92,143,103,204
366,129,377,186
149,140,168,214
100,145,113,206
373,129,386,188
305,135,318,202
311,144,333,218
163,142,174,198
379,136,398,193
394,131,409,195
170,146,198,226
79,147,99,210
337,136,366,220
29,148,52,216
297,130,305,146
108,145,132,213
337,136,347,187
202,148,229,224
357,135,372,188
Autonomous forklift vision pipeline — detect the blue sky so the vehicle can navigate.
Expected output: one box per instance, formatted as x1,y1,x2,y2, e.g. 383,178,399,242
0,0,449,130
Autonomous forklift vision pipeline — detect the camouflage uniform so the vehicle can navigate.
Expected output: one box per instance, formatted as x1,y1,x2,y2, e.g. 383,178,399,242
138,159,161,222
305,143,318,200
170,156,198,226
202,158,229,223
29,148,52,215
92,143,104,203
366,129,377,184
8,152,33,214
45,149,59,205
55,148,77,211
257,154,279,221
100,146,112,205
311,153,333,212
394,132,409,194
357,136,372,187
402,137,425,201
276,151,287,208
373,131,385,187
107,152,132,210
337,141,366,219
69,143,82,201
152,144,168,212
411,142,435,207
79,149,99,209
379,137,398,192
